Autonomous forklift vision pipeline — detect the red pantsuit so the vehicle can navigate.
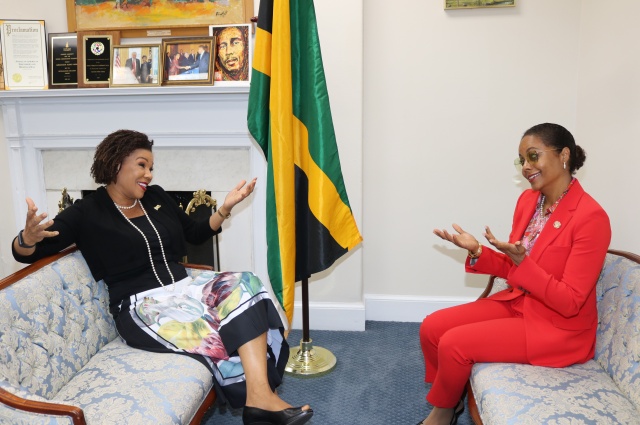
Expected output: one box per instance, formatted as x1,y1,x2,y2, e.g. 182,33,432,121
421,180,610,407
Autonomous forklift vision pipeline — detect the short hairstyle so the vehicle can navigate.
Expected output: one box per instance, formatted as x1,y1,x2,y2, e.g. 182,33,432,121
522,123,586,174
90,129,154,184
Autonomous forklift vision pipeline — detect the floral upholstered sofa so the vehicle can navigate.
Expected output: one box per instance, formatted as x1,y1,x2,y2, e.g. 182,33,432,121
0,247,216,425
467,249,640,425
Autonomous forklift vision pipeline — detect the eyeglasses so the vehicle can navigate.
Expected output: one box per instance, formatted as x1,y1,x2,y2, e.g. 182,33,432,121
514,149,560,171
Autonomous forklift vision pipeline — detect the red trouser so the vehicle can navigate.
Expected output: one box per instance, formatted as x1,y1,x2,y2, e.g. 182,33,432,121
419,296,528,408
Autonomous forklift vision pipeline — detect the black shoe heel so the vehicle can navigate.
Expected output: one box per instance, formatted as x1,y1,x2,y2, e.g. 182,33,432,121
450,395,466,425
242,406,313,425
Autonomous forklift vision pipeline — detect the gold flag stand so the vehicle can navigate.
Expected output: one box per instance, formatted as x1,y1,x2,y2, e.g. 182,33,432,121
284,278,336,376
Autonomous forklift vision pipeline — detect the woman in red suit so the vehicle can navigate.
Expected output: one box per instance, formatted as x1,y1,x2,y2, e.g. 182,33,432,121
418,123,611,425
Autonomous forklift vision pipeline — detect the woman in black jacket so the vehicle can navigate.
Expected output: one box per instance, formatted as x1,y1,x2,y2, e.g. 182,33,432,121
12,129,312,425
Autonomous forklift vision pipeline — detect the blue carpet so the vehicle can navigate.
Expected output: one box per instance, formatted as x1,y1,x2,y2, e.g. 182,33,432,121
202,321,474,425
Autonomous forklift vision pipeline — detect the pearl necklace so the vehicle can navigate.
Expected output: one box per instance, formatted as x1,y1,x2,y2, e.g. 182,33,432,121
115,201,175,290
115,199,138,210
539,195,546,217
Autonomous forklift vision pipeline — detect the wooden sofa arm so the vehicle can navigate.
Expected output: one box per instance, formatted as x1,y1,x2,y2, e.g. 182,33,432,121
477,276,497,300
180,262,214,271
0,387,86,425
0,246,78,291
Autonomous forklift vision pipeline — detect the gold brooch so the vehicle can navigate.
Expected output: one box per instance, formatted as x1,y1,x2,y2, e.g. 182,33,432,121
154,205,161,210
553,221,561,229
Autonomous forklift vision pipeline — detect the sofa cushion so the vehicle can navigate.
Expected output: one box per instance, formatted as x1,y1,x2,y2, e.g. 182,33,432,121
52,338,213,425
595,254,640,408
0,251,116,400
470,361,640,425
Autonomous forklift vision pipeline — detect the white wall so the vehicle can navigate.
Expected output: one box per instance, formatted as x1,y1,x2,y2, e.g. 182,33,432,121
575,1,640,254
2,0,640,327
364,0,583,304
361,0,640,322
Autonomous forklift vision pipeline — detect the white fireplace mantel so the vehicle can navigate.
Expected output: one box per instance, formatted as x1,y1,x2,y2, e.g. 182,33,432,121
0,86,267,279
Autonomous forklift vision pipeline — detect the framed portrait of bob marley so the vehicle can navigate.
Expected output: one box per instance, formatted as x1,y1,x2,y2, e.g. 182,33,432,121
66,0,254,38
208,24,251,87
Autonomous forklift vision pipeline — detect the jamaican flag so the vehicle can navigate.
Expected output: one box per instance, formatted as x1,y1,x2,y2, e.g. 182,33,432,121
247,0,362,325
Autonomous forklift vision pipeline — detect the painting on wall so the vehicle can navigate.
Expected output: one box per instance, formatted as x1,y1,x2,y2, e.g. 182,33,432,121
66,0,253,35
208,24,251,86
445,0,515,9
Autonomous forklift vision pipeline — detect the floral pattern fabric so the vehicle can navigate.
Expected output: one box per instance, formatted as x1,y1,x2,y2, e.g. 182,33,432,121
128,270,286,390
470,252,640,424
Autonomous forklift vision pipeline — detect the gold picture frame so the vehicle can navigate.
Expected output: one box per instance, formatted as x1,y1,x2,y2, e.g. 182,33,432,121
110,44,161,87
77,30,120,88
0,36,4,90
445,0,515,9
161,37,215,86
0,20,49,90
48,32,78,89
66,0,254,39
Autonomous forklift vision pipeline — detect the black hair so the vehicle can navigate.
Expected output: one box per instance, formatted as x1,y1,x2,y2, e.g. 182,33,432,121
90,129,154,184
522,123,585,174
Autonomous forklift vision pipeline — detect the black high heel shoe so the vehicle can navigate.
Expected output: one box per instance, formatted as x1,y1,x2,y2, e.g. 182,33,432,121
242,406,313,425
449,399,465,425
450,387,467,425
417,388,467,425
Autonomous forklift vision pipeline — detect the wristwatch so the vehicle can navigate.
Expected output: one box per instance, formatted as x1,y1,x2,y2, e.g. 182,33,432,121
17,230,36,248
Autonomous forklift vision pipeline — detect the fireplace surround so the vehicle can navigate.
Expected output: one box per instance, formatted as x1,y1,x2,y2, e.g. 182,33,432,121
0,86,267,278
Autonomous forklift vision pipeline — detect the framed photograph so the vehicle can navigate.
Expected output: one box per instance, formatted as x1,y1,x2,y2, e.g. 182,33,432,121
110,44,161,87
77,30,120,88
161,37,214,86
48,32,78,89
0,20,48,90
66,0,253,38
445,0,515,9
208,24,251,86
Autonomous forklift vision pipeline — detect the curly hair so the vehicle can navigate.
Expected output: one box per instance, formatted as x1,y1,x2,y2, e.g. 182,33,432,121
522,123,586,175
90,129,154,184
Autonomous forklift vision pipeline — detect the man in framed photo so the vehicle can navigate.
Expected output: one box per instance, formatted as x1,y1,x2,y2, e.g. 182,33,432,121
125,51,141,82
184,45,210,77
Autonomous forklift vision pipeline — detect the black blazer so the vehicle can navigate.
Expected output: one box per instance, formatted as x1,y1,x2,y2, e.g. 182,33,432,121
13,185,219,282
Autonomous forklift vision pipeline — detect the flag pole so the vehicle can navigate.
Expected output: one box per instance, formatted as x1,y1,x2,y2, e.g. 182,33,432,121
284,277,336,376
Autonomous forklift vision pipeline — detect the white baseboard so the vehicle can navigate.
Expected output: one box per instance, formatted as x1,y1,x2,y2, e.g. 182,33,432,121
290,295,476,332
364,294,476,323
291,301,366,331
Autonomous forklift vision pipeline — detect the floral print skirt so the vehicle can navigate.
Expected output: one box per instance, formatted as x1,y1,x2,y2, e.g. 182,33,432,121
115,271,289,408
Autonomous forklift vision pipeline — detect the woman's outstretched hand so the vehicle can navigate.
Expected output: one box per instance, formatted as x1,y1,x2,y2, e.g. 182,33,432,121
433,223,481,253
21,197,59,246
221,178,257,213
483,226,526,265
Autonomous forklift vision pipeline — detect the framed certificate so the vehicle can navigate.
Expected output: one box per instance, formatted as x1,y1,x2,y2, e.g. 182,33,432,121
0,20,48,90
48,33,78,89
77,30,120,88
